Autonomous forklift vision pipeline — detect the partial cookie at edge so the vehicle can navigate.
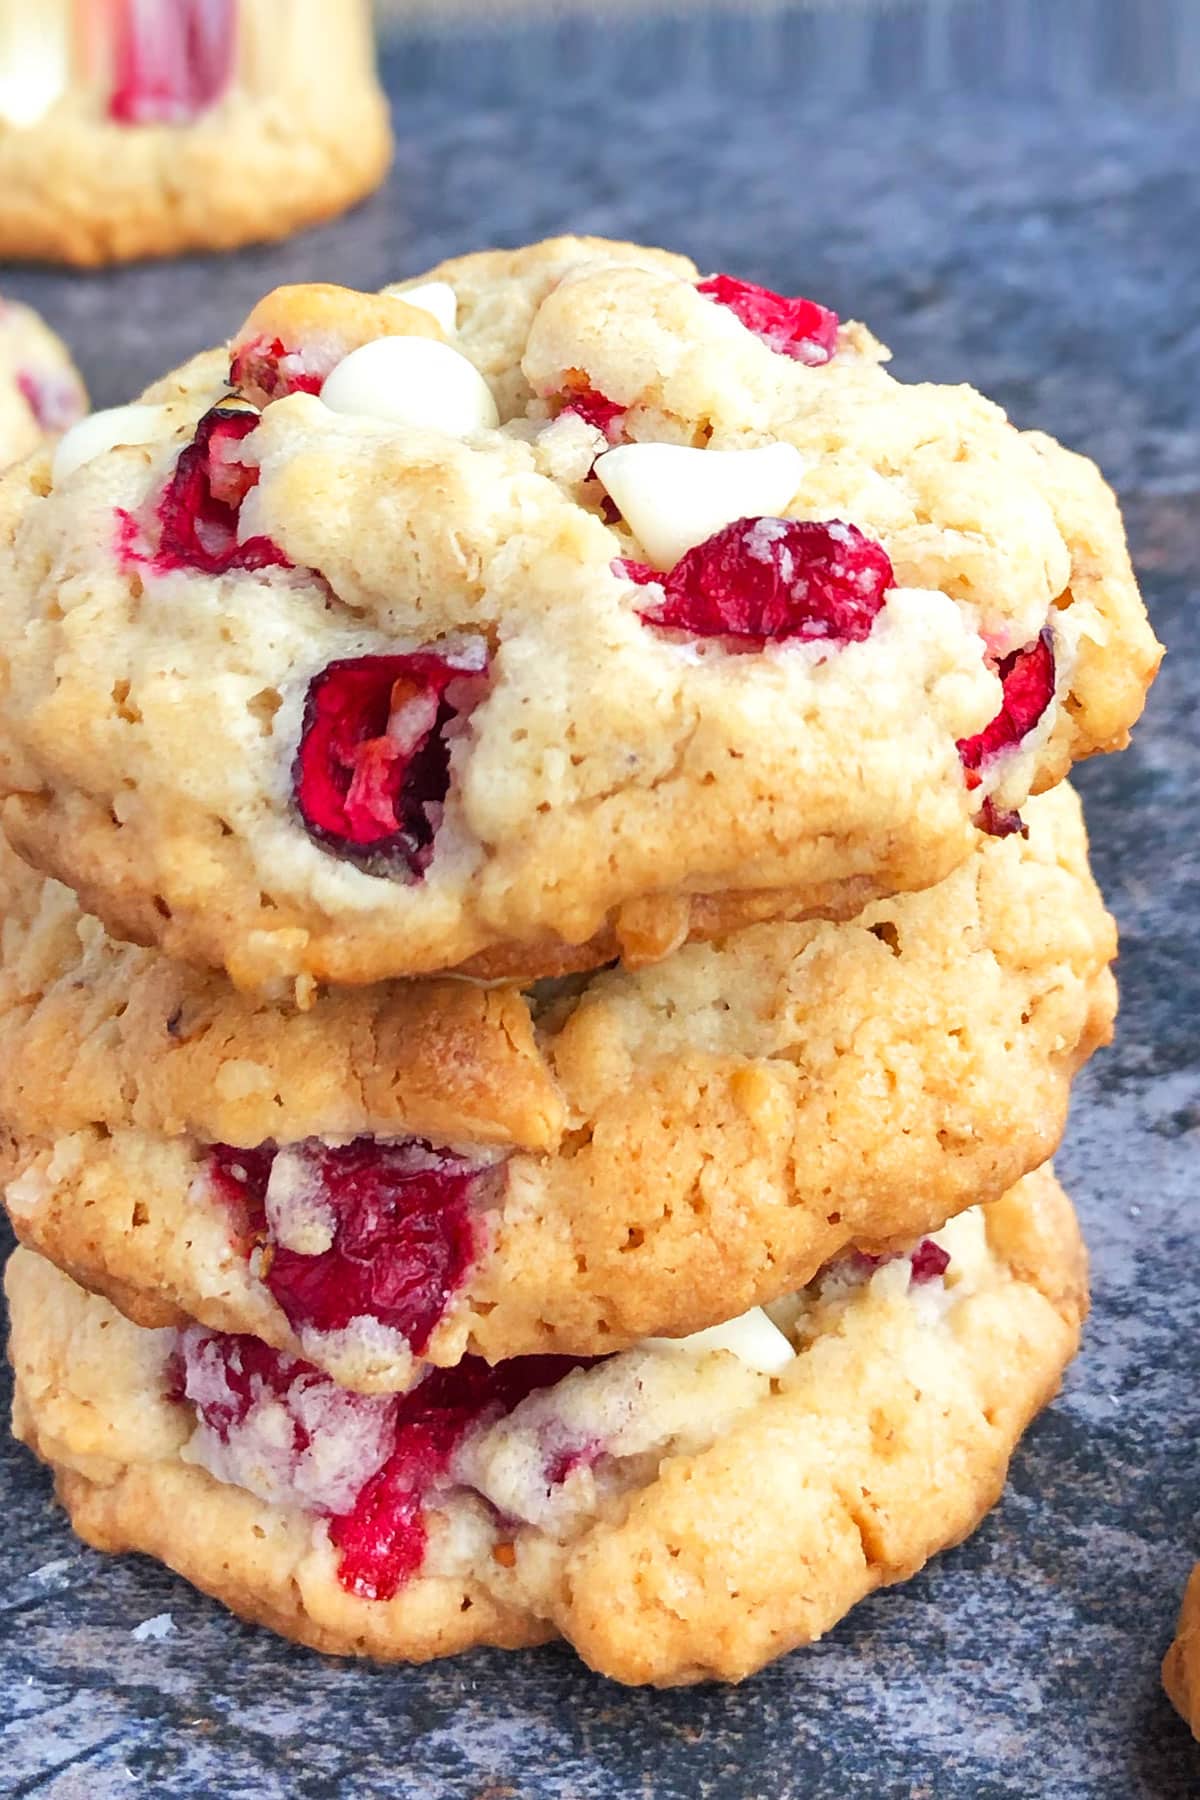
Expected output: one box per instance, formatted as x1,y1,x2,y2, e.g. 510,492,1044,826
1164,1565,1200,1738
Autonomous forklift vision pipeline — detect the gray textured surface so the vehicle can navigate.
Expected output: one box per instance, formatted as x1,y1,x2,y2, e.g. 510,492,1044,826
2,2,1198,1794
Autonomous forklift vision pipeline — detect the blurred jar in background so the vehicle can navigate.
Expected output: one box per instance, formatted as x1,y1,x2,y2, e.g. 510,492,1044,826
0,0,393,263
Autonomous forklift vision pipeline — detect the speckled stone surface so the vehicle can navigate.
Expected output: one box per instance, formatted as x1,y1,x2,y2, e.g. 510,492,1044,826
2,3,1199,1794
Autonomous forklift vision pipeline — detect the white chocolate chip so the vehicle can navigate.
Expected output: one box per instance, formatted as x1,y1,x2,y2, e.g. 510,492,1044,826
595,441,807,569
4,1165,50,1219
644,1306,794,1375
52,404,172,485
395,281,458,334
0,14,70,128
320,337,499,436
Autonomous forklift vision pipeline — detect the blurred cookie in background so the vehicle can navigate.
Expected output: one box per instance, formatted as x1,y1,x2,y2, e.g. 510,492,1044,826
0,0,393,264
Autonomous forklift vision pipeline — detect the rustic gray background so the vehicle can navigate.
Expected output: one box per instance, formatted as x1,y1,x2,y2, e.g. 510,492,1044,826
2,0,1199,1793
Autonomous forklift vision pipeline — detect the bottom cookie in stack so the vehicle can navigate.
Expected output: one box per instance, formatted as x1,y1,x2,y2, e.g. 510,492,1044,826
1164,1570,1200,1736
8,1165,1086,1687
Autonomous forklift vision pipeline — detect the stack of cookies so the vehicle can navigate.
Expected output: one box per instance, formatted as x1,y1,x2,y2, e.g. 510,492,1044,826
0,238,1161,1686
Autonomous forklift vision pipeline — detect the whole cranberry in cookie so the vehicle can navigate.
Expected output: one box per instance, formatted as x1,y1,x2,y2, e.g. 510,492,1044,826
209,1137,484,1352
293,648,486,876
958,630,1056,781
143,404,289,576
626,517,893,647
697,273,840,366
108,0,238,126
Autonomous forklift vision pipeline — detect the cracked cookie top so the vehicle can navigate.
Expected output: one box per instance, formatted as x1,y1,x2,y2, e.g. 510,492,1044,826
0,235,1158,988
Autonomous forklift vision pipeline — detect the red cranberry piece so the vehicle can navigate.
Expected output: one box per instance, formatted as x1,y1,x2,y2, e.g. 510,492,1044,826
831,1239,951,1285
228,337,325,406
559,386,626,444
109,0,236,125
958,629,1056,777
327,1436,434,1599
163,1346,188,1406
150,405,290,577
17,369,84,433
207,1143,276,1214
698,274,839,367
179,1329,313,1443
209,1138,483,1354
909,1239,951,1284
630,517,892,647
613,556,661,588
977,798,1030,840
268,1141,480,1350
175,1312,596,1598
848,1249,883,1275
330,1354,591,1600
294,649,485,876
206,1142,275,1251
176,1328,399,1527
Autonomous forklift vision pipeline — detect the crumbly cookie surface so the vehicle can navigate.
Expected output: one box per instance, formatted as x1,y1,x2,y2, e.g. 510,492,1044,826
0,1,391,266
6,1168,1088,1686
0,236,1158,988
1164,1565,1200,1737
0,297,86,469
1,784,1115,1391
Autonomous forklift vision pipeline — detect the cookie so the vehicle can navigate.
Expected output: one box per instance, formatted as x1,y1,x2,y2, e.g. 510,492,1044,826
0,1,391,266
0,295,86,469
0,237,1158,989
1164,1566,1200,1737
6,1167,1088,1686
1,783,1115,1393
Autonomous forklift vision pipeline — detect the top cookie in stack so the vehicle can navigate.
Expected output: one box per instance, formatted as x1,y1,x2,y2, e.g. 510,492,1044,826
0,237,1160,994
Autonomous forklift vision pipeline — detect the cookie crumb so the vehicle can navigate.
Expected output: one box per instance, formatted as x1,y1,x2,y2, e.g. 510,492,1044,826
131,1612,176,1642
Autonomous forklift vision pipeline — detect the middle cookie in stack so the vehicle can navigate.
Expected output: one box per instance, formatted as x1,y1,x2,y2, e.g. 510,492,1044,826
1,783,1114,1397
